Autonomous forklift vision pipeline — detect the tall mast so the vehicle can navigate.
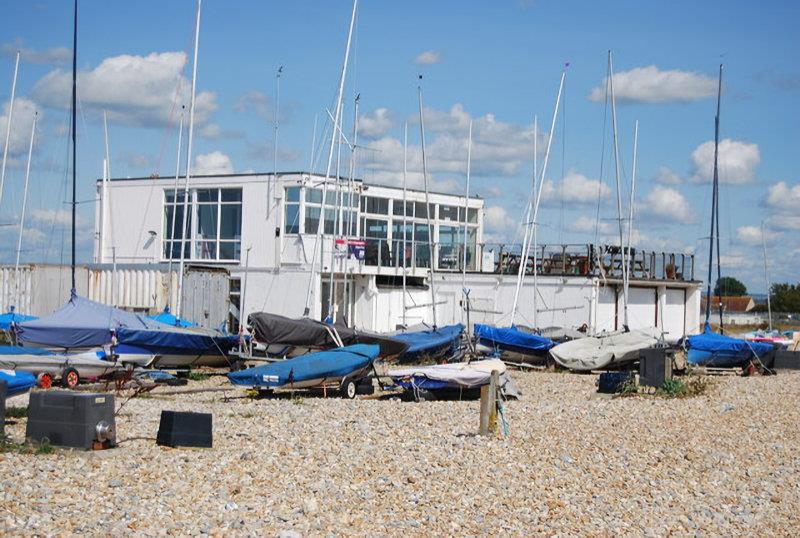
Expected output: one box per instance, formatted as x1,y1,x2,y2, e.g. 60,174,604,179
341,93,360,325
461,120,472,290
705,64,723,327
14,111,37,305
99,111,110,263
418,79,438,329
609,51,629,330
70,0,77,291
0,50,20,212
531,116,539,328
761,222,772,332
270,65,283,218
166,108,185,308
713,67,724,332
625,119,639,304
401,121,408,327
304,0,358,318
176,0,202,318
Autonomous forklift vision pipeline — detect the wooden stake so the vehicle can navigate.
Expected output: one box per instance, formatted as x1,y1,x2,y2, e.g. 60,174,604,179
479,369,500,436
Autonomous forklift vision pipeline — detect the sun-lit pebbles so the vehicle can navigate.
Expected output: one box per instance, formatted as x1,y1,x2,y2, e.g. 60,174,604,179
1,371,799,536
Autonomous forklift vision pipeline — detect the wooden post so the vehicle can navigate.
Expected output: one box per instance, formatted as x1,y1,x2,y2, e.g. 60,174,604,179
479,370,500,436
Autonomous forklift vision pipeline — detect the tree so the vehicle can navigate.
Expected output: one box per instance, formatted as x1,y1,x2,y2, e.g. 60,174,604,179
714,276,747,297
771,282,800,313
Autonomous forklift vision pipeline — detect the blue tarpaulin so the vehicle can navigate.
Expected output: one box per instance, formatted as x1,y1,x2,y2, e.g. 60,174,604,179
0,369,36,397
0,308,38,331
147,306,196,328
115,327,239,356
393,324,464,361
227,344,379,388
686,323,774,367
474,324,555,354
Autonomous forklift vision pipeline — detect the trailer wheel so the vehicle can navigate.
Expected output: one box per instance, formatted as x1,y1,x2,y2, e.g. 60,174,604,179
341,379,357,399
37,372,53,389
61,367,80,389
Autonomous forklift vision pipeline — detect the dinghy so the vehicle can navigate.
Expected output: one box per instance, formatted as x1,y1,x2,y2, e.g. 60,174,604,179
388,358,506,391
550,327,662,371
147,306,197,328
0,307,37,332
686,324,774,368
227,344,380,398
0,346,120,388
0,369,36,397
391,324,464,363
473,324,554,362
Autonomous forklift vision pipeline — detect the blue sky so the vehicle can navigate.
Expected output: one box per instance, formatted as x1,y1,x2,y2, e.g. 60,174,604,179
0,0,797,292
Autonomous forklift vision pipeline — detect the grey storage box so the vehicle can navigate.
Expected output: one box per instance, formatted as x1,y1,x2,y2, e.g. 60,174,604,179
773,350,800,371
0,379,6,437
26,391,115,449
639,347,674,388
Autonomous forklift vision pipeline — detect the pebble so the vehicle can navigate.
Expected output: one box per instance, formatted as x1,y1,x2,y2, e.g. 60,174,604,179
1,372,799,536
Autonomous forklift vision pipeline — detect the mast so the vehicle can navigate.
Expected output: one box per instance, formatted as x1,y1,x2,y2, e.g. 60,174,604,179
531,116,539,329
304,0,358,318
461,120,472,290
705,64,723,327
341,93,360,325
166,108,185,308
761,221,772,332
402,121,408,327
0,50,20,212
417,79,438,329
625,119,639,303
270,65,283,219
70,0,77,291
608,51,629,330
14,111,36,306
176,0,202,318
99,110,110,264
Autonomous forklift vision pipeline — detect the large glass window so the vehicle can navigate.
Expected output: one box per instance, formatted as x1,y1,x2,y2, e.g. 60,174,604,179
361,196,389,215
163,187,242,261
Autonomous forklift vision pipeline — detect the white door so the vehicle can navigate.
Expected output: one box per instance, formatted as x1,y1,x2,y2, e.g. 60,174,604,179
662,288,686,340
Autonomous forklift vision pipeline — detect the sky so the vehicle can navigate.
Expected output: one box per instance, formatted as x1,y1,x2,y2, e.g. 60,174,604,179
0,0,797,293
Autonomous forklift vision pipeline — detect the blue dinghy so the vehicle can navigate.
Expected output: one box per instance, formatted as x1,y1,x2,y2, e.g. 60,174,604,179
474,324,554,360
227,344,380,392
0,307,37,331
147,306,197,328
686,324,774,368
392,324,464,363
0,369,37,397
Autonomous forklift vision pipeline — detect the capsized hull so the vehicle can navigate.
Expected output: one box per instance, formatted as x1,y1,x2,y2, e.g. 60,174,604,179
549,328,662,371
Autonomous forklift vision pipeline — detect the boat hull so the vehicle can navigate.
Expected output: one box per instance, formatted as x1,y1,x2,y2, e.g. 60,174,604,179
549,328,662,371
0,350,120,378
686,348,752,368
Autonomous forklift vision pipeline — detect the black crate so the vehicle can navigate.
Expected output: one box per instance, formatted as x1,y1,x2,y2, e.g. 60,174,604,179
639,348,674,388
26,391,115,449
774,350,800,371
0,379,6,437
597,372,633,394
157,411,212,448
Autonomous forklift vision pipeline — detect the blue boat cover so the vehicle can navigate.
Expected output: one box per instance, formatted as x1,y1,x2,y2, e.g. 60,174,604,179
0,369,37,397
393,324,464,356
687,323,774,357
0,308,38,331
115,327,239,356
474,324,554,353
147,306,197,328
227,344,380,388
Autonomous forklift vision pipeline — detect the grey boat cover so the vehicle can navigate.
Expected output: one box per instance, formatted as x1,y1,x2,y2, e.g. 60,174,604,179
549,327,661,371
248,312,408,359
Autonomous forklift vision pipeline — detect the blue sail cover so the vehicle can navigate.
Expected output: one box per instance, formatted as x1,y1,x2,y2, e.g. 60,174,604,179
227,344,380,388
115,327,239,356
0,369,37,397
474,324,554,354
147,306,197,328
393,324,464,361
686,323,774,367
0,309,38,331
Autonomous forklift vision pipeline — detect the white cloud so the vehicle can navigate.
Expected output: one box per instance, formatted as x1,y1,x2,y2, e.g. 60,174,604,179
736,225,771,246
484,205,515,233
541,171,611,205
414,51,441,65
0,98,41,156
234,90,271,121
588,65,717,104
29,208,88,228
32,52,217,128
568,216,612,234
194,151,234,175
639,186,694,223
689,139,760,184
765,181,800,210
1,39,70,65
654,166,683,185
358,108,393,138
766,214,800,231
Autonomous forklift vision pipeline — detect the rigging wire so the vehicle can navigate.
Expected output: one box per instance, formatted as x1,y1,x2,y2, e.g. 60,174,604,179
593,63,610,245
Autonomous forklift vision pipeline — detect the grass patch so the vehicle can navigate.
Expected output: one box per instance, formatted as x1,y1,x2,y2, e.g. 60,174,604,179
0,436,57,455
656,376,710,398
187,372,210,382
5,406,27,419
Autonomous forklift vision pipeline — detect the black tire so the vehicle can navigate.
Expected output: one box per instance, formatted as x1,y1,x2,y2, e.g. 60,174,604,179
61,367,80,389
340,379,357,399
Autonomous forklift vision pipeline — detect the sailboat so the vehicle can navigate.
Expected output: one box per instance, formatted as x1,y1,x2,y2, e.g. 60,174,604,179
550,52,661,371
685,65,774,368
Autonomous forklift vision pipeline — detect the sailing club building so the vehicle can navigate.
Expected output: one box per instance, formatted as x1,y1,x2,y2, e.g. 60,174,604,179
91,171,703,339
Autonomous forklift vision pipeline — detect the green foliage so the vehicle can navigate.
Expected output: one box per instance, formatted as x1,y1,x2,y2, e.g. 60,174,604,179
771,282,800,313
656,376,710,398
34,440,54,455
5,406,27,419
714,276,747,297
187,372,210,381
0,437,56,455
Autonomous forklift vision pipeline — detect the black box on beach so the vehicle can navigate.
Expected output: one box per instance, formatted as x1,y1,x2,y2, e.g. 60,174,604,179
157,410,212,448
639,347,674,388
774,350,800,371
26,391,116,449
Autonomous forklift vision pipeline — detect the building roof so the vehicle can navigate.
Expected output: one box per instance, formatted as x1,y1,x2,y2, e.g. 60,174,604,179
701,296,755,313
102,170,483,201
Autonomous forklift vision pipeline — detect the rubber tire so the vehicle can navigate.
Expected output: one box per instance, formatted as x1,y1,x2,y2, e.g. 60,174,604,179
61,367,80,389
37,372,53,389
341,379,357,399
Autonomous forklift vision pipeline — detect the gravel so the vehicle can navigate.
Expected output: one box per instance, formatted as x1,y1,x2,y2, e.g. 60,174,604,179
2,371,799,536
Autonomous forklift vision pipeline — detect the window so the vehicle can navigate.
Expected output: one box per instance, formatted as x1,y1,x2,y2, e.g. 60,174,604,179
393,200,414,217
284,186,300,234
163,187,242,261
439,205,460,222
361,196,389,215
414,202,435,220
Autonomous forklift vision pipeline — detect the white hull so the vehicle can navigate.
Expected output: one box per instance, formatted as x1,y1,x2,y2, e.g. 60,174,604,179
0,351,121,378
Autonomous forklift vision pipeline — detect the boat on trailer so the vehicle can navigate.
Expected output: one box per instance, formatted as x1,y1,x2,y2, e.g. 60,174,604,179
473,324,554,363
391,324,464,363
549,327,662,371
686,324,775,368
0,346,120,388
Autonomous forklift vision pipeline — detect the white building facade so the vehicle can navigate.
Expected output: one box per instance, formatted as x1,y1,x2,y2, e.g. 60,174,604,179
94,171,702,340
